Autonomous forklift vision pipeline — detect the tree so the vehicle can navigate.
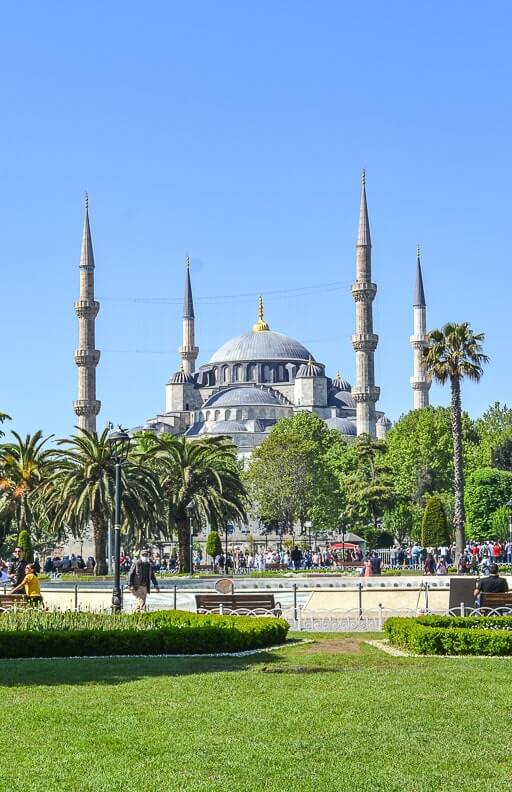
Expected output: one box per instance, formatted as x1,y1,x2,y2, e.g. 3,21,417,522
41,429,162,575
342,434,400,543
490,506,509,541
423,322,489,555
205,529,222,561
383,502,422,543
17,528,33,563
470,402,512,469
143,434,248,573
0,412,11,439
0,430,55,541
465,467,512,540
245,412,350,535
421,496,450,547
491,438,512,472
385,407,476,503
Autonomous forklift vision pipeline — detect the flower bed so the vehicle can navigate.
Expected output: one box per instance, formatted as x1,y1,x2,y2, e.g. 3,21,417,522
385,615,512,656
0,610,289,658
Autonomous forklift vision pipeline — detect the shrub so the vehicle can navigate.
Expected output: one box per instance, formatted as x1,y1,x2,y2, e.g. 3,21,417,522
205,530,223,559
0,610,289,658
17,529,33,563
385,615,512,656
421,496,449,547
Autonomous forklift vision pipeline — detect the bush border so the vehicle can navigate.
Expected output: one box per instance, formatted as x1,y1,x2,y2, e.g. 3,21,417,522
385,615,512,656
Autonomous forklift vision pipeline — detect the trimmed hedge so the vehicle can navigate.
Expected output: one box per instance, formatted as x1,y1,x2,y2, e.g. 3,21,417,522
0,610,289,658
385,615,512,656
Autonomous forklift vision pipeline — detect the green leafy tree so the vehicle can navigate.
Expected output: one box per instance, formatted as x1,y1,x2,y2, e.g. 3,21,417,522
143,434,248,573
385,407,476,503
17,528,33,563
421,496,450,547
490,505,510,541
246,411,350,535
491,438,512,472
41,429,162,575
205,529,222,560
383,502,422,543
470,402,512,469
342,434,400,543
0,412,11,439
423,322,489,555
465,467,512,540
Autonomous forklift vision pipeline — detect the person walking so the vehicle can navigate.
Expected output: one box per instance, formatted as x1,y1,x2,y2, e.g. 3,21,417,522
128,550,160,612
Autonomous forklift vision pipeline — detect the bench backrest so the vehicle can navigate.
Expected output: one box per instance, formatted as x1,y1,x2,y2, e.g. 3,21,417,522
195,593,276,612
0,594,27,610
480,592,512,607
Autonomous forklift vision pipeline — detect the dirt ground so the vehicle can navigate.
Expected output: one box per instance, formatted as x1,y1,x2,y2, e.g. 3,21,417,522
304,637,363,654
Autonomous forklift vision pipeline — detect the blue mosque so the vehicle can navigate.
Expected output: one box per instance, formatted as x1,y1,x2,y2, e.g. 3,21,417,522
74,174,430,452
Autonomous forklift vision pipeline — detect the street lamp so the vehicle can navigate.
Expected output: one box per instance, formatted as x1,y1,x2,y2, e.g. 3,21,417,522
305,520,312,551
506,499,512,568
108,426,131,613
186,500,194,575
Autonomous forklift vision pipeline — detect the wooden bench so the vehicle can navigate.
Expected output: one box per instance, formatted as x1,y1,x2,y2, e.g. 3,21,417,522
479,592,512,611
195,593,281,617
265,563,288,571
0,594,30,612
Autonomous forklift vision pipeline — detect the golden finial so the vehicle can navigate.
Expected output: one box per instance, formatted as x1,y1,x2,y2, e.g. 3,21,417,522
362,169,366,186
186,255,190,269
336,370,341,379
252,295,270,332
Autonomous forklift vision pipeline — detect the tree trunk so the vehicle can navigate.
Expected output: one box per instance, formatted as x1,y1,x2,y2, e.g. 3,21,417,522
92,513,107,575
177,516,190,573
450,375,466,557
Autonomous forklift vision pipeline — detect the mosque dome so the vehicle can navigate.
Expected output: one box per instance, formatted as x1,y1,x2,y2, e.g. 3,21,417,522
208,420,247,434
208,297,312,364
168,366,195,385
296,356,324,378
377,415,392,427
331,371,352,391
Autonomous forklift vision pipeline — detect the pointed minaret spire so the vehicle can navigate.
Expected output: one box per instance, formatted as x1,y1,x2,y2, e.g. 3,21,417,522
73,194,100,432
357,169,372,249
414,246,426,307
179,256,199,375
351,171,380,437
410,246,430,408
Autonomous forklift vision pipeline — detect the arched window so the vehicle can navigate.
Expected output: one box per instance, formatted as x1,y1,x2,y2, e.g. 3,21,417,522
262,364,271,382
247,364,256,381
222,365,230,383
234,364,242,382
225,409,231,420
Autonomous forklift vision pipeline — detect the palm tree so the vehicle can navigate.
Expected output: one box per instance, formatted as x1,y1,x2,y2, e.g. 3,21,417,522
41,428,162,575
423,322,489,555
0,412,11,438
0,430,55,539
141,433,249,572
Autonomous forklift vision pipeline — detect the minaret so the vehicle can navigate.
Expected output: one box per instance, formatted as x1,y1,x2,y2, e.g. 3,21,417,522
179,256,199,375
351,170,380,437
410,246,430,408
73,194,100,432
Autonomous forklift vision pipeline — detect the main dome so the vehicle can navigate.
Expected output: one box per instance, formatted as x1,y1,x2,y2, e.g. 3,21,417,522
209,330,312,364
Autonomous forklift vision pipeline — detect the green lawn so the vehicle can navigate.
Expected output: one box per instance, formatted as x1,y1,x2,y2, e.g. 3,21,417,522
1,633,511,792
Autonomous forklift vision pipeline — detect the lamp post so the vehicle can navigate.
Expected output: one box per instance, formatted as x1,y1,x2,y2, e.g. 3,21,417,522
507,500,512,568
341,523,346,562
108,426,132,614
305,520,312,552
186,500,194,576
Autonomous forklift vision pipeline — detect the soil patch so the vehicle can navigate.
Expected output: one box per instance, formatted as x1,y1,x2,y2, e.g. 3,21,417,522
304,638,363,655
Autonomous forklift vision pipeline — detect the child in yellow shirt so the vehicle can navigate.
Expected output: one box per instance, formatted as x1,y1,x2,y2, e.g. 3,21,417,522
10,563,44,606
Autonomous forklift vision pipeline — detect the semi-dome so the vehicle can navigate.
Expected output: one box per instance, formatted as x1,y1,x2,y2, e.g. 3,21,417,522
168,367,195,385
325,416,357,436
377,415,392,427
203,386,283,408
208,420,247,434
331,371,352,391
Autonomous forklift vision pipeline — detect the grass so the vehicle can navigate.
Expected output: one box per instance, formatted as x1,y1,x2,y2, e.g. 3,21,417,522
1,632,511,792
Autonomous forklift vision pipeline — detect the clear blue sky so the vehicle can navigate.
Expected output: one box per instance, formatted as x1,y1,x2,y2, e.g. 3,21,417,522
1,1,511,438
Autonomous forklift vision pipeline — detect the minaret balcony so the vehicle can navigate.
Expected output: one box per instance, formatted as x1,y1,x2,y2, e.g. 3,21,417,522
410,377,432,390
352,386,380,403
351,333,379,352
410,335,427,350
73,399,101,416
74,299,99,319
179,345,199,359
74,349,100,367
351,282,377,302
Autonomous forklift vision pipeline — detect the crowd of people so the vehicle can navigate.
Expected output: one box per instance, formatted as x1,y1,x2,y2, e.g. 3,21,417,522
389,540,512,575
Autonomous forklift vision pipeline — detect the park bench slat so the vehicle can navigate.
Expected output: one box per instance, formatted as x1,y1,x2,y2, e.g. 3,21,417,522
195,593,280,616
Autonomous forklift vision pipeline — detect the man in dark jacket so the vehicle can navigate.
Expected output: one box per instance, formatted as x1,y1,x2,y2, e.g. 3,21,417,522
8,547,26,588
128,550,160,611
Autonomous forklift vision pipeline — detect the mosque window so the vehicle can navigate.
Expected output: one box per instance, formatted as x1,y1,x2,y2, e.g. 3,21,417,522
234,364,242,381
222,365,230,383
247,364,256,381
